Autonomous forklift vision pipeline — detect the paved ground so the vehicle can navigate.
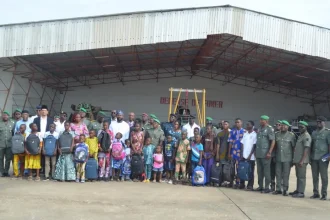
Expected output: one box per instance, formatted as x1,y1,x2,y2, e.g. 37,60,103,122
0,166,329,220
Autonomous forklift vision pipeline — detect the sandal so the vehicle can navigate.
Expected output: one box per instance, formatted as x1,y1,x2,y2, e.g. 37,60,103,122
35,177,41,182
28,176,33,181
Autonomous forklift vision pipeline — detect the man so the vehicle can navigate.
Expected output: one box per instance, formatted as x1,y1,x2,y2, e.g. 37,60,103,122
240,120,257,190
183,115,200,139
0,111,14,177
30,105,41,121
13,108,22,122
89,111,106,134
79,108,90,128
202,125,217,185
146,118,165,148
290,121,311,198
228,118,245,189
33,105,54,137
200,117,218,136
310,116,330,200
215,121,230,186
161,113,176,137
271,120,282,191
110,110,117,122
141,113,151,131
15,110,31,133
54,111,67,134
273,120,296,196
127,112,135,128
255,115,275,193
109,110,130,142
217,120,225,134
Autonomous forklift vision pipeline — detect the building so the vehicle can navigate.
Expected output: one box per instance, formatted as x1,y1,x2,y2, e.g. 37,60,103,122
1,5,330,125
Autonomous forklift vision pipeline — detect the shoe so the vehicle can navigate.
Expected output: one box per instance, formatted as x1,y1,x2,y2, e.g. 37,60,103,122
168,180,173,184
75,179,80,183
11,176,18,180
81,179,85,183
320,195,327,200
310,194,320,199
262,189,271,194
271,185,275,192
283,191,288,196
143,179,147,183
246,186,253,191
146,179,150,183
289,190,298,196
43,177,50,181
152,180,156,183
292,193,305,198
35,177,41,182
254,187,263,192
161,179,168,183
27,176,33,181
272,191,282,195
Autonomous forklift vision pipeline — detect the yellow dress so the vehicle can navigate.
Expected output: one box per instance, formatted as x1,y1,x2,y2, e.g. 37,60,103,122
24,132,43,169
85,137,98,161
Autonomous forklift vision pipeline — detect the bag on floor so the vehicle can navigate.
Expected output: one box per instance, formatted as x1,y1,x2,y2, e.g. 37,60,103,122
98,131,111,151
222,160,235,182
59,132,73,154
74,143,88,163
192,165,206,186
44,135,57,156
85,158,98,180
131,154,143,175
112,140,125,160
12,134,25,154
122,159,131,175
210,163,222,185
26,134,40,155
238,161,251,181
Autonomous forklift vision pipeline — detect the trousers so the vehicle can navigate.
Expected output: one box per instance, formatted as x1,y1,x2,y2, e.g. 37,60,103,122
144,164,152,180
202,153,214,183
256,158,271,189
275,161,291,191
295,163,307,193
311,159,329,196
76,162,86,180
270,157,276,189
45,156,57,178
0,147,13,174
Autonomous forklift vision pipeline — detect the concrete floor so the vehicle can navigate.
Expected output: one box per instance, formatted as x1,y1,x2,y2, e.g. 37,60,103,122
0,166,329,220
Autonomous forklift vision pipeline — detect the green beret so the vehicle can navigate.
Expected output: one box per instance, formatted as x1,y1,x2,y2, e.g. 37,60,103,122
14,108,22,113
79,108,87,113
206,117,213,121
154,118,160,124
299,121,308,126
260,115,269,120
277,120,282,124
3,111,10,116
149,114,157,119
54,115,60,118
98,111,106,116
281,120,291,126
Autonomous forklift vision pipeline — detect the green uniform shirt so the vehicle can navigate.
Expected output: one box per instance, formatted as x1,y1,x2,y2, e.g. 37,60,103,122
146,126,165,147
311,128,330,160
293,131,311,164
275,131,296,162
83,118,91,128
88,121,102,134
256,125,275,158
142,122,152,131
0,120,15,148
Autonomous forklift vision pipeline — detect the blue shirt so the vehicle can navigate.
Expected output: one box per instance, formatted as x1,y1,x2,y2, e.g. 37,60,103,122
191,142,203,162
15,119,32,133
164,140,176,159
228,128,245,159
143,144,155,165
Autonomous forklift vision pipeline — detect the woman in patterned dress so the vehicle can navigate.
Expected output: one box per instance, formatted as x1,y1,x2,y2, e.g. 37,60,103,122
130,122,144,155
70,113,89,143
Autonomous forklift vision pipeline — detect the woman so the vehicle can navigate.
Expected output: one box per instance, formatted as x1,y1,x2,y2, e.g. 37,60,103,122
130,122,144,155
171,121,182,143
70,113,89,143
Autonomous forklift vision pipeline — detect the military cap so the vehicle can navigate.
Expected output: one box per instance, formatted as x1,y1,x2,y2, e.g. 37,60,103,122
79,108,87,113
2,111,10,116
206,117,213,121
299,121,308,126
281,120,291,126
317,116,327,122
154,118,161,124
260,115,269,120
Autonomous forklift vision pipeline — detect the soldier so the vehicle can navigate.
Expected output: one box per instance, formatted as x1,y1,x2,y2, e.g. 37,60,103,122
161,113,176,137
141,113,151,131
89,111,106,134
272,120,296,196
79,108,90,128
145,114,157,133
200,117,218,136
146,118,165,148
271,120,282,191
290,121,311,198
0,111,15,177
310,116,330,200
255,115,275,193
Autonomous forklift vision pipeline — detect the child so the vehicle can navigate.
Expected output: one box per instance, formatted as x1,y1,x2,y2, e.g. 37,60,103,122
164,135,176,184
86,130,98,161
174,131,190,181
142,137,155,183
111,132,125,181
75,134,89,183
13,124,29,179
190,134,203,174
153,145,164,183
98,121,113,181
25,123,43,181
43,123,59,181
122,139,132,181
54,122,76,182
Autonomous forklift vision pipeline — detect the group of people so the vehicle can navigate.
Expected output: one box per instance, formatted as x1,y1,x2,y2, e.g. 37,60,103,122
0,105,329,201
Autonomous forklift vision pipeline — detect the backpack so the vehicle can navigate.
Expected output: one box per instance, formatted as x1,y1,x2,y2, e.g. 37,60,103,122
122,159,131,175
222,160,235,182
85,158,98,180
112,140,125,160
238,161,252,181
98,131,111,151
44,135,57,156
11,134,25,154
59,132,73,154
26,134,40,155
74,143,88,163
210,163,222,185
192,165,206,186
131,154,143,175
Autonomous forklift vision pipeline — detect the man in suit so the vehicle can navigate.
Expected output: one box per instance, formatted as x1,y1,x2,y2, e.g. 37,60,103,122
33,105,54,137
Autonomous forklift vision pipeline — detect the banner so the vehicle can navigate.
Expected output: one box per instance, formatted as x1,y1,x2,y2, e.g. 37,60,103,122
159,97,223,108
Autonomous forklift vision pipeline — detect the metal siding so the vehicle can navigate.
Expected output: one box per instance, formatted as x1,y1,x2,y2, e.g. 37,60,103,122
0,6,330,59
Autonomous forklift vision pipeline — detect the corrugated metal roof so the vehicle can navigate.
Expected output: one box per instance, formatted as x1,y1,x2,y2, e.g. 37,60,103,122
1,5,330,59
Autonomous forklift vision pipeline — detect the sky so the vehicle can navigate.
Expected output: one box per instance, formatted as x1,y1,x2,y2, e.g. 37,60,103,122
1,0,330,28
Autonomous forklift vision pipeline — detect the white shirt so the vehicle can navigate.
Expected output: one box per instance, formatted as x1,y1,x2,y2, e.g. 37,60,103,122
109,120,130,142
44,131,60,139
30,115,38,121
40,117,47,137
54,120,66,134
240,131,257,160
182,123,200,139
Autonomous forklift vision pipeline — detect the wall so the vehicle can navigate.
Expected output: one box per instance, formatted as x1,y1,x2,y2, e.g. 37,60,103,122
63,76,323,125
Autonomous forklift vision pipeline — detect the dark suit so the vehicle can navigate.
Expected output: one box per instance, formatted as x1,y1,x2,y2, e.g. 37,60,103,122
33,117,54,133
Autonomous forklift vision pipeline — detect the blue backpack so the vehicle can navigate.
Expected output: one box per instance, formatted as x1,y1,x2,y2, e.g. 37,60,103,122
122,159,131,175
44,135,57,156
74,143,88,163
192,166,206,186
238,161,252,181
